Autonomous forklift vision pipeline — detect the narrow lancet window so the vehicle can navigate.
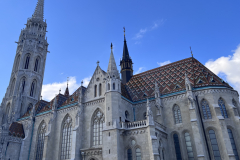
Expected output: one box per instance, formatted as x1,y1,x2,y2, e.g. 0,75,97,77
61,116,72,160
209,130,221,159
94,85,97,97
227,129,239,160
218,98,228,118
173,105,182,124
113,83,115,90
127,149,132,160
24,55,30,69
34,58,39,72
10,79,16,96
173,134,182,160
184,132,194,160
99,83,102,96
30,81,35,97
21,78,26,94
108,83,110,90
201,99,212,119
15,55,20,71
136,148,141,160
35,122,46,160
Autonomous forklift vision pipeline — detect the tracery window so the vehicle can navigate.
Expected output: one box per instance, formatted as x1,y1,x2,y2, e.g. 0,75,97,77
30,81,36,97
184,132,194,160
227,129,239,160
173,134,182,160
61,116,72,160
35,122,46,160
218,98,228,118
127,149,132,160
92,110,105,146
136,148,141,160
173,105,182,124
94,85,97,97
209,130,221,160
24,55,30,69
9,78,16,96
201,99,212,119
34,57,40,72
99,83,102,96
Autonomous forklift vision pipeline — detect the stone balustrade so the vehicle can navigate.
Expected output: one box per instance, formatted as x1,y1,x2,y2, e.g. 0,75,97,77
121,120,147,129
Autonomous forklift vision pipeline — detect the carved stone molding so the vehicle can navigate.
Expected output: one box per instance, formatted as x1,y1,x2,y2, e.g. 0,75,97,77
7,136,22,143
84,98,105,106
123,129,146,136
195,89,238,97
81,148,102,156
57,106,78,114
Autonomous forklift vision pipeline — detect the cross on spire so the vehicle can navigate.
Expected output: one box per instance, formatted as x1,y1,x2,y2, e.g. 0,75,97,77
190,46,193,57
97,61,100,66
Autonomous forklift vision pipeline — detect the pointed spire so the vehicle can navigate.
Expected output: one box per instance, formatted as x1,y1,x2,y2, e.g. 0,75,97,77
64,77,69,97
122,28,130,60
107,43,119,77
32,0,44,21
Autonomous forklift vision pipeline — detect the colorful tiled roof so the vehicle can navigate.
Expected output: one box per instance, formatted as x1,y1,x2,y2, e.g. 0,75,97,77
125,57,232,102
9,122,25,138
121,83,132,101
61,86,86,107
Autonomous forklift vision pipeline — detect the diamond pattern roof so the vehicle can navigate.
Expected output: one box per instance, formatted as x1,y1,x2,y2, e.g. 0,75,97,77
9,122,25,138
125,57,232,102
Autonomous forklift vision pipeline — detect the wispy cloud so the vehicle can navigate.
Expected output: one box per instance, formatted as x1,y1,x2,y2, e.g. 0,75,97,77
134,67,146,75
157,60,171,66
41,76,91,101
205,44,240,94
134,19,164,41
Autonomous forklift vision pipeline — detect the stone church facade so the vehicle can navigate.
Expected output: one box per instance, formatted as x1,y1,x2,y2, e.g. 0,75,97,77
1,0,240,160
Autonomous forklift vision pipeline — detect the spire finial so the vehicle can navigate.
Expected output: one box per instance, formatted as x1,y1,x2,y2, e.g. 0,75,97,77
67,77,69,87
97,61,100,66
190,46,193,57
81,80,83,86
32,0,45,21
111,43,113,50
59,88,61,94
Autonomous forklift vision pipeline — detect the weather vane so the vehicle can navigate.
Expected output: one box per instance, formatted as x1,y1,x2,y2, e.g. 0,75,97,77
123,27,125,36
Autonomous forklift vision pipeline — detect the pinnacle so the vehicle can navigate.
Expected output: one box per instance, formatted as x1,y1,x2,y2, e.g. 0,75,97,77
107,45,118,75
32,0,44,21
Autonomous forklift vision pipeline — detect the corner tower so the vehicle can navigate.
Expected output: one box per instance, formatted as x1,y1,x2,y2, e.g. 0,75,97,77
120,29,133,84
0,0,48,123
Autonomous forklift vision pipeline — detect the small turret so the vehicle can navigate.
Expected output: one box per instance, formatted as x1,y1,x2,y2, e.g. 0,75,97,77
64,80,70,97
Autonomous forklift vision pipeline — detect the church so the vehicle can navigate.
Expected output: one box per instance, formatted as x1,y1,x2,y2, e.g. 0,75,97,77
1,0,240,160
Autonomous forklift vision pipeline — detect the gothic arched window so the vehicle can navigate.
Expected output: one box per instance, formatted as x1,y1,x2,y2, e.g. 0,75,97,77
218,98,228,118
34,57,40,72
173,105,182,124
227,129,239,160
201,99,212,119
9,78,16,96
184,132,194,160
173,134,182,160
92,110,105,146
209,130,221,159
136,148,141,160
30,81,36,97
60,116,72,160
4,103,11,124
35,122,46,160
108,83,110,90
15,55,20,71
94,85,97,97
113,83,115,90
127,149,132,160
99,83,102,96
24,55,30,69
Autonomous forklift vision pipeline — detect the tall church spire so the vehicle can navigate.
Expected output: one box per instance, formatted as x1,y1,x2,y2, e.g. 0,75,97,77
107,43,119,78
120,28,133,84
32,0,44,21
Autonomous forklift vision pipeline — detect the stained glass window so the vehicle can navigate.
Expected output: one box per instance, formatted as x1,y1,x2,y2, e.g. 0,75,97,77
201,99,212,119
136,148,141,160
227,129,239,160
61,116,72,160
173,134,182,160
35,122,46,160
173,105,182,124
218,98,228,118
93,110,105,146
209,130,221,160
184,132,194,160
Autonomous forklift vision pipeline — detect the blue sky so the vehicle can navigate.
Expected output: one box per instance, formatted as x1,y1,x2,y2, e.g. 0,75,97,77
0,0,240,101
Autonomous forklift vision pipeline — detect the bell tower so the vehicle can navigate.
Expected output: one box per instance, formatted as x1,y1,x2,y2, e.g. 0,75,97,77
0,0,48,124
120,28,133,84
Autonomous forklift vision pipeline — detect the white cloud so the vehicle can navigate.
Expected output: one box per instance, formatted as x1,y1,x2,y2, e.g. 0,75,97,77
157,60,171,66
134,29,147,39
151,19,164,30
134,67,145,75
41,76,91,101
205,44,240,94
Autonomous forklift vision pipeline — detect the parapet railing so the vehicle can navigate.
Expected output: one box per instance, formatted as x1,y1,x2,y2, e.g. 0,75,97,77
120,120,147,129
